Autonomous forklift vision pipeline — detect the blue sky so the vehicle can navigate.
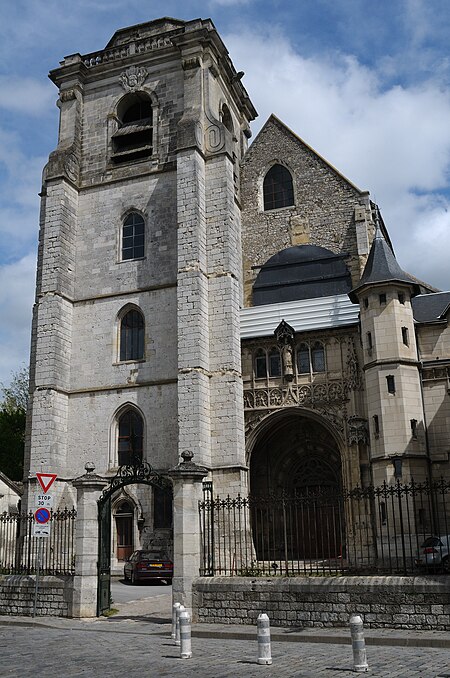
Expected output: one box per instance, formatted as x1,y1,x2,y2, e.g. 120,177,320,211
1,0,450,386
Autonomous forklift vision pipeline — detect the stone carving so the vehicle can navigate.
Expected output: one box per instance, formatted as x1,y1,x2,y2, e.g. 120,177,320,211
59,89,77,103
275,320,295,381
347,416,369,446
182,57,201,70
346,337,363,391
243,380,347,411
120,65,148,92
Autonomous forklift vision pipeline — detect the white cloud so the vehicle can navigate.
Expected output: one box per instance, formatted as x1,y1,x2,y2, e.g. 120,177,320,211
0,77,54,116
225,28,450,290
0,253,36,385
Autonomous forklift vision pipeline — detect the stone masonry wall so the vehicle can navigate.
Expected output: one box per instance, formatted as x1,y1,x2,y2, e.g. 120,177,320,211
0,575,73,617
193,576,450,630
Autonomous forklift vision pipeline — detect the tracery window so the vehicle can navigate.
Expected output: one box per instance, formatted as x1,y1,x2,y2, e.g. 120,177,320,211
296,342,326,375
120,308,145,362
263,164,294,211
253,347,282,379
117,409,143,466
122,212,145,261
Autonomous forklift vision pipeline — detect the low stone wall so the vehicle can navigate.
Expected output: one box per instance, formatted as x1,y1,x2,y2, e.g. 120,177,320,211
193,576,450,630
0,575,73,617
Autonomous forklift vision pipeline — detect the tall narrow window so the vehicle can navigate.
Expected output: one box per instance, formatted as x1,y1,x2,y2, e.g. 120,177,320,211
254,349,267,379
367,331,373,351
268,348,281,377
153,486,173,529
410,419,418,439
311,342,325,373
263,164,294,211
373,415,380,438
379,293,387,305
122,212,145,260
398,292,405,304
118,410,143,466
120,309,145,361
297,344,310,374
386,375,396,394
401,326,409,346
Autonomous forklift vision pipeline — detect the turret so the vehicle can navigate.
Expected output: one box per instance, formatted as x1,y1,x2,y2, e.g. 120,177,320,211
350,210,428,485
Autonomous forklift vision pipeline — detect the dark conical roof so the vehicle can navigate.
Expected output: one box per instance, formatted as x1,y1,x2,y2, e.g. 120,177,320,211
349,220,420,303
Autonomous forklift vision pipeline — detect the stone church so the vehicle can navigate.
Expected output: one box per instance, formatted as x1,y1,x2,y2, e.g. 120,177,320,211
25,17,450,576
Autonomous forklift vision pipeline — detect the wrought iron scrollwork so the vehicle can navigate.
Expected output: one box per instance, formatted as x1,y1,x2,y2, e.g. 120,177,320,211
98,456,171,505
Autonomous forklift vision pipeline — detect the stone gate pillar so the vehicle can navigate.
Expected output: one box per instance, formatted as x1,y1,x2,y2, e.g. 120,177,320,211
72,463,107,618
169,451,208,615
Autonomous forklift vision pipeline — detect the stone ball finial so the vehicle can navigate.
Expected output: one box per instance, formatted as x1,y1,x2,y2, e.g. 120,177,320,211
181,450,194,464
85,461,96,474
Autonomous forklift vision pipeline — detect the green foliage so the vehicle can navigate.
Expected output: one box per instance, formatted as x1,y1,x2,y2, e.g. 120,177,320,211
0,367,29,481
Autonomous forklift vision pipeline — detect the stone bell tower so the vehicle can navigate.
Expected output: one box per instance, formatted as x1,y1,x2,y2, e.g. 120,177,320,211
25,18,257,507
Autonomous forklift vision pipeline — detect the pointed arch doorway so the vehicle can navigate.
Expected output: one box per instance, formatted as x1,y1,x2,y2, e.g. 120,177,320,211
249,410,344,561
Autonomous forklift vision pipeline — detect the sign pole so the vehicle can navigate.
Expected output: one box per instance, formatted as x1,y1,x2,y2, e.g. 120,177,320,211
33,538,43,618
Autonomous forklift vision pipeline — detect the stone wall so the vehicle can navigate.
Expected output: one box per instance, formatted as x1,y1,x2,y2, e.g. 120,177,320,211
0,575,73,617
193,576,450,630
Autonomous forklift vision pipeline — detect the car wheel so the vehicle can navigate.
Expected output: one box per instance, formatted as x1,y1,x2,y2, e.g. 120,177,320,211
442,557,450,574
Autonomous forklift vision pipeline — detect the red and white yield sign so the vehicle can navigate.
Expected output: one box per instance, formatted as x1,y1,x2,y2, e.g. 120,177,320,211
36,472,57,493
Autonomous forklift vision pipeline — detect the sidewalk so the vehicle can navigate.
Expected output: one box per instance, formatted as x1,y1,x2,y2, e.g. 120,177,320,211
0,589,448,648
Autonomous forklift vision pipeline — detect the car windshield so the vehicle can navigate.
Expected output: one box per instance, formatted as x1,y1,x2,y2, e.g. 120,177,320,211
139,551,166,559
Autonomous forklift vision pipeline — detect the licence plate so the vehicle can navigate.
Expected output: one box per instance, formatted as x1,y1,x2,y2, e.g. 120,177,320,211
150,563,163,568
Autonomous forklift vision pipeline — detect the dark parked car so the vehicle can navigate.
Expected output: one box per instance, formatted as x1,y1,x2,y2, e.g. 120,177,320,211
415,535,450,573
124,549,173,584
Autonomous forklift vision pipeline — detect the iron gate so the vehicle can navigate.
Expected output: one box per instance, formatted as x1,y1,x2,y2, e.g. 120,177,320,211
97,458,172,616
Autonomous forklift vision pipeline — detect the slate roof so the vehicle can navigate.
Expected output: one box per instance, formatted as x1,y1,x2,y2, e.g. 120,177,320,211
412,291,450,324
349,224,421,302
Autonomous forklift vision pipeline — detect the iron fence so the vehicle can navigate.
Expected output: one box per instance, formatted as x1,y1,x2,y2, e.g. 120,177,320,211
0,508,76,575
199,478,450,577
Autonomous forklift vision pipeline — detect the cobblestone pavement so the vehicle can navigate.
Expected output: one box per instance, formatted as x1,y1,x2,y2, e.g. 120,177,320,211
1,621,450,678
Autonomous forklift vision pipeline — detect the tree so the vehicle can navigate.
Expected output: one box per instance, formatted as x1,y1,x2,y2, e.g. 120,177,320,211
0,367,29,481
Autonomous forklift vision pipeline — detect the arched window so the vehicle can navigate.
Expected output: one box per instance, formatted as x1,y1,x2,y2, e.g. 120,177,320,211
120,308,145,361
122,212,145,260
297,344,310,374
112,93,153,163
118,409,143,466
268,348,281,377
311,342,325,373
254,349,267,379
263,164,294,211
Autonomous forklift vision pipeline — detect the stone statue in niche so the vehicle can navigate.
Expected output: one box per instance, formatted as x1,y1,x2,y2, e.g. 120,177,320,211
275,319,295,381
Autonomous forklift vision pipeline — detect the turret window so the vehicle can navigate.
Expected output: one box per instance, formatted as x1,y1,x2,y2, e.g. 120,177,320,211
386,375,396,394
398,293,405,304
410,419,418,439
379,293,387,305
367,331,373,352
401,326,409,346
373,415,380,438
263,164,294,211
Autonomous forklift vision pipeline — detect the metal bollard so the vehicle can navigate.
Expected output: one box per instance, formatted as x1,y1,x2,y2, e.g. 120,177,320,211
349,614,369,672
179,609,192,659
175,604,185,646
257,613,272,665
172,602,181,640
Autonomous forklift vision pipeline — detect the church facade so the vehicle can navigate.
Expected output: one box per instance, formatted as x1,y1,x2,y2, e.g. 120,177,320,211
25,17,450,576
